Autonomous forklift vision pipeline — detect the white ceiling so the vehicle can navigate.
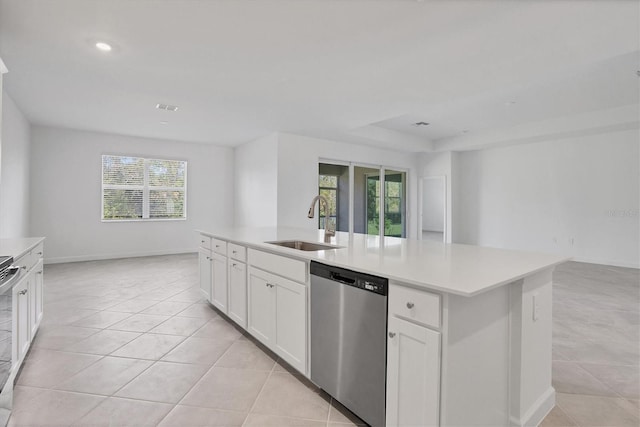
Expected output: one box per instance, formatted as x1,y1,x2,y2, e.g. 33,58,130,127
0,0,638,151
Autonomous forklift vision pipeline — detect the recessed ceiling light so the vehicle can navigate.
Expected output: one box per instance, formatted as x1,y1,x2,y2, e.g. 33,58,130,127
156,103,179,112
160,121,168,125
95,42,112,52
413,121,430,127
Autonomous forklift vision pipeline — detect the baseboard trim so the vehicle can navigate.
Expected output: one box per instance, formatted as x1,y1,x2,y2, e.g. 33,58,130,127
510,387,556,427
45,248,197,264
571,257,639,269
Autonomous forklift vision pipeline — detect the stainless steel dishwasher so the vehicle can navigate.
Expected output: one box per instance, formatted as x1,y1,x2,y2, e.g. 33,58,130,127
310,261,388,427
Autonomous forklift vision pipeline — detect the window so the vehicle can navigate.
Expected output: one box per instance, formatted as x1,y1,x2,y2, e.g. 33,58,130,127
102,155,187,221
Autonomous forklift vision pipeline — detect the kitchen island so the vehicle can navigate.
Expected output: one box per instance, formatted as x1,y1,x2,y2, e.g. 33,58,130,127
197,227,568,427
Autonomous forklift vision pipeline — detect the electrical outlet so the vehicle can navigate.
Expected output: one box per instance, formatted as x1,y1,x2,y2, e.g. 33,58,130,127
533,293,540,321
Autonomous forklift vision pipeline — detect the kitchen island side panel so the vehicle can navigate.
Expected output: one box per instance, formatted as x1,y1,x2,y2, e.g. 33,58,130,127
440,284,511,426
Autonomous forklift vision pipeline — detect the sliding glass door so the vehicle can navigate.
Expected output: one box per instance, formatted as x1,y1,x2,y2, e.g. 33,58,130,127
382,170,406,237
319,162,407,238
318,163,350,232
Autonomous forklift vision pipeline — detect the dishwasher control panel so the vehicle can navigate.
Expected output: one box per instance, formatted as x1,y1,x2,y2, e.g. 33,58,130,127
310,261,388,296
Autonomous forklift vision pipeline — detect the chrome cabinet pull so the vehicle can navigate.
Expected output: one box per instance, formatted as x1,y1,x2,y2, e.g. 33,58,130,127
201,240,205,243
388,332,396,338
406,302,415,309
37,252,43,256
18,289,27,296
265,283,274,288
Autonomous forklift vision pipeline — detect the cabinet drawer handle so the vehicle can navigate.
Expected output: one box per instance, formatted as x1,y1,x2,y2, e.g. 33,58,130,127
215,245,220,248
18,289,27,296
388,332,396,338
37,252,43,256
201,240,205,243
232,263,237,267
266,283,274,288
37,271,43,275
20,266,26,270
232,250,237,254
406,302,415,309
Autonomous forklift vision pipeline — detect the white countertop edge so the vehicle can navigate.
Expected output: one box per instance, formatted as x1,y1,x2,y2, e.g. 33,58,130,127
196,229,570,297
0,237,45,260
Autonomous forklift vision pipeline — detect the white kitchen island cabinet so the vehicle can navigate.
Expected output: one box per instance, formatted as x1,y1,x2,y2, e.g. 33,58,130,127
198,247,212,302
386,316,441,427
210,252,228,313
196,228,566,427
228,260,247,328
247,255,307,374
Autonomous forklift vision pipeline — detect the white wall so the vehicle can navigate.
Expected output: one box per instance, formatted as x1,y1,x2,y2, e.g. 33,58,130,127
419,151,453,242
276,133,419,237
234,133,278,227
455,128,639,268
421,177,445,232
0,92,31,238
30,126,235,263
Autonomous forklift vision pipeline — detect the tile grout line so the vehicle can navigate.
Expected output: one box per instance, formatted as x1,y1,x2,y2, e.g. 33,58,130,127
241,355,278,427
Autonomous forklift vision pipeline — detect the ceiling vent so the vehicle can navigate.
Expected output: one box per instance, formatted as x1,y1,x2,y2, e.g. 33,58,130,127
156,103,179,112
413,121,429,127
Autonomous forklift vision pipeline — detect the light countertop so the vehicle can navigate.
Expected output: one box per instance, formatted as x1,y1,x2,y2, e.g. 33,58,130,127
0,237,45,260
197,227,569,297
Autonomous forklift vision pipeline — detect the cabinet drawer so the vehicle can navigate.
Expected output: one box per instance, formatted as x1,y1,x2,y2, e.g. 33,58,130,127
14,242,44,273
212,239,227,255
389,284,441,329
248,249,306,283
199,235,212,250
228,243,247,262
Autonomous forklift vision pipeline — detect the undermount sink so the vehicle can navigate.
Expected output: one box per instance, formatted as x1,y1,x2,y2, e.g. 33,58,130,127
265,240,342,251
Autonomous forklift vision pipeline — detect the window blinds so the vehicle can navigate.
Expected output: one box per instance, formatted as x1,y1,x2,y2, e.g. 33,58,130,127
101,155,187,220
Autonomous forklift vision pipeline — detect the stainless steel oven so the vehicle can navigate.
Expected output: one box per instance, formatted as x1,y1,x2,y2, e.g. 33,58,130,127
0,256,20,427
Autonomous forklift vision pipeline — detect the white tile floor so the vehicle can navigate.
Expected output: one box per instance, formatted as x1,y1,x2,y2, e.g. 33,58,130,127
542,262,639,427
8,254,639,426
10,254,363,427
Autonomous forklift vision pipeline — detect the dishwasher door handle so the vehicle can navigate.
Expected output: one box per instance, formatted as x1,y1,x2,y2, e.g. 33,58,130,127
330,272,356,284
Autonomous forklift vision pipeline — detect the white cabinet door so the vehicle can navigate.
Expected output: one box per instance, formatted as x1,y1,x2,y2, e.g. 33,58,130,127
28,259,44,337
35,261,44,329
12,276,30,366
386,316,441,427
228,261,247,328
211,253,228,313
34,262,44,329
199,248,212,302
248,268,275,347
275,277,306,373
